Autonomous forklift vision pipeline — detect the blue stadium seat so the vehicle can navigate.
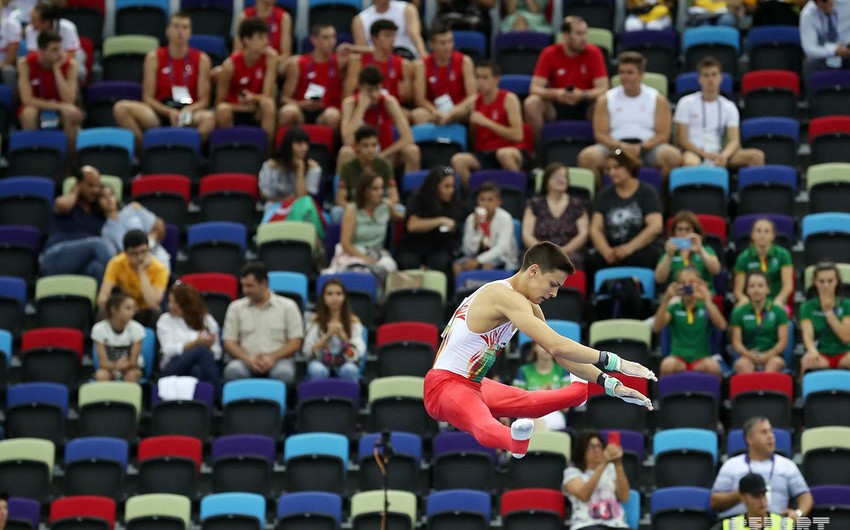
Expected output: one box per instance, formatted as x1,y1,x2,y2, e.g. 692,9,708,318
189,35,228,65
802,212,850,266
746,25,802,72
727,427,792,457
358,432,422,492
268,271,309,311
114,0,169,41
675,71,733,100
682,26,740,76
8,131,67,182
499,74,532,101
740,117,800,166
283,432,349,493
222,379,286,438
736,165,797,217
803,370,850,428
453,30,487,61
200,493,265,530
653,428,718,488
412,124,467,168
308,0,361,36
622,489,641,530
276,492,342,528
186,222,247,276
6,383,68,444
594,266,656,299
64,437,129,499
669,166,729,217
142,128,202,181
426,489,491,529
518,319,580,350
651,486,713,530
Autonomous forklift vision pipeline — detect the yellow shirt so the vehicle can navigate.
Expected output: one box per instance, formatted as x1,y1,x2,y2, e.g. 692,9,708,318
103,253,169,309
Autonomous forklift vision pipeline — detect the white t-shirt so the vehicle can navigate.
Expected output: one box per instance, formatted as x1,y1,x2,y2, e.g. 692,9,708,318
711,453,810,518
0,15,22,63
91,319,146,362
673,92,739,153
562,464,629,529
25,18,80,53
607,84,659,142
156,312,222,369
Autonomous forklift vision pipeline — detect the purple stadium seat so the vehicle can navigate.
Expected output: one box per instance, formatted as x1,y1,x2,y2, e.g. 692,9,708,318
8,497,40,530
658,371,722,402
600,429,645,461
733,213,795,249
297,378,360,404
432,431,498,464
211,434,276,463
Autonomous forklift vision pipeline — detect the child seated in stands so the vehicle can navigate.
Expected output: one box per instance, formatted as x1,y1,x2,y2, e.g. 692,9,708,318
453,182,518,277
91,290,145,382
654,267,727,377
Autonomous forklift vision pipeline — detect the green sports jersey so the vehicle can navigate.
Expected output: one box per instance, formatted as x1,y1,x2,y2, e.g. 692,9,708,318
659,246,717,292
734,244,792,299
668,300,711,362
800,297,850,356
730,301,788,353
513,363,570,391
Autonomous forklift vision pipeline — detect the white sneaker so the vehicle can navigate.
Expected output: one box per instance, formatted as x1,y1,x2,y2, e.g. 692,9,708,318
510,418,534,459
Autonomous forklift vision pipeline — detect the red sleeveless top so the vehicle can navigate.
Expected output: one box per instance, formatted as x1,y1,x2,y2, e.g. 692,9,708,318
294,53,342,109
25,51,71,101
154,47,202,103
474,89,519,153
243,6,286,54
357,93,394,150
361,52,404,101
423,50,467,104
226,51,266,104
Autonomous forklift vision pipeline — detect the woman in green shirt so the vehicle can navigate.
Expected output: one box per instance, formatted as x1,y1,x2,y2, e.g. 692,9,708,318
513,342,571,431
801,262,850,374
654,267,727,377
730,271,789,374
733,218,793,309
655,210,721,288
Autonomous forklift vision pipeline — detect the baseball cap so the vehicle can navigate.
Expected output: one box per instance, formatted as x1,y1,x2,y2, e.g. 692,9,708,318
739,473,768,496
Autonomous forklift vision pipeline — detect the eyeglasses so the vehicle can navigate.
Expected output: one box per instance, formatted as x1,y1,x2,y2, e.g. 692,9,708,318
587,442,604,450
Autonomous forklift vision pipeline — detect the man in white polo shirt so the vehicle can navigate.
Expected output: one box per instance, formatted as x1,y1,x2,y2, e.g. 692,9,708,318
222,262,304,385
711,416,813,526
675,55,764,169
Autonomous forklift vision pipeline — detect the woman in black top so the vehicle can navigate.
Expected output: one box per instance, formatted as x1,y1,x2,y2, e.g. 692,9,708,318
395,166,467,277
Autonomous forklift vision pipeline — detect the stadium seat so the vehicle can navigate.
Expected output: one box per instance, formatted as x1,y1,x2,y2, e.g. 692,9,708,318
740,117,799,167
0,329,10,388
810,485,850,528
674,71,734,100
747,25,802,72
267,271,308,312
284,432,349,493
808,70,850,118
594,266,655,320
727,427,792,457
682,26,740,77
138,435,202,497
802,212,850,266
619,29,678,81
34,275,96,332
807,163,850,214
276,492,342,530
351,490,417,530
500,488,565,530
368,376,435,437
114,0,168,40
539,269,587,322
78,381,142,441
0,276,25,337
431,431,497,492
125,494,191,530
208,127,267,175
810,115,850,165
307,0,360,36
669,166,729,217
383,269,446,327
499,74,532,102
211,434,274,495
541,121,594,167
142,128,202,181
654,428,718,488
7,497,40,530
494,32,551,76
76,128,135,181
650,486,713,530
737,164,797,217
411,123,467,168
186,222,247,276
508,430,571,490
178,272,237,327
586,374,649,431
317,271,379,331
295,378,359,438
733,213,794,251
801,426,850,486
150,381,215,439
102,35,160,82
657,372,720,431
256,221,317,279
20,327,83,387
49,496,115,530
131,174,192,232
612,71,668,97
64,437,128,500
518,319,580,351
0,226,41,287
86,81,142,128
803,370,850,428
589,319,653,368
454,30,487,62
426,489,490,530
5,383,68,444
8,131,67,183
0,438,55,502
563,0,614,29
741,70,799,119
198,173,258,227
200,493,265,530
587,27,614,70
375,321,439,378
62,0,104,46
183,0,232,40
222,379,286,437
359,431,421,493
729,372,794,429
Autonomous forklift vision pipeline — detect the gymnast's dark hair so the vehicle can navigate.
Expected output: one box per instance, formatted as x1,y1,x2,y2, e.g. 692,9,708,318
521,241,576,275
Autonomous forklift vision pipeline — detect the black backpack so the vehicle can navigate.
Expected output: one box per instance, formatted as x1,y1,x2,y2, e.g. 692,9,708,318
596,277,652,320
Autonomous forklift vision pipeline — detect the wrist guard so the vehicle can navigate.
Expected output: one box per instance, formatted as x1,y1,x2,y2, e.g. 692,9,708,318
595,350,621,372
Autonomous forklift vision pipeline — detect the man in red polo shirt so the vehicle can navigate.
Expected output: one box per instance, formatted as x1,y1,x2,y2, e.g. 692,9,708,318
18,30,82,154
112,11,214,154
523,16,609,145
450,61,524,187
339,65,420,174
215,18,277,144
410,21,476,125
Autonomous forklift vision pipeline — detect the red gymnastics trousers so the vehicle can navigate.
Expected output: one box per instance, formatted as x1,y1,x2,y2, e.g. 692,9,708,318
424,368,589,454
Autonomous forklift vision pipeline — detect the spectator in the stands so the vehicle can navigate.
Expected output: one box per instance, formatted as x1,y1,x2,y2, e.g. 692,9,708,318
730,271,789,373
433,0,494,38
0,9,21,86
654,267,727,377
25,2,85,81
41,165,112,281
454,182,519,276
711,416,813,522
578,51,682,187
524,16,609,146
675,56,764,168
352,0,426,58
685,0,738,26
501,0,553,32
215,18,278,145
303,279,366,380
512,342,573,431
99,185,170,271
562,429,631,530
336,124,400,214
655,210,721,288
222,262,303,385
801,0,850,76
91,290,145,382
233,0,292,72
586,149,663,279
339,65,420,174
97,229,169,328
800,261,850,373
410,21,476,125
157,281,222,394
625,0,673,30
711,473,797,530
450,61,526,187
348,20,413,106
733,217,793,309
112,11,215,154
18,30,83,156
395,165,467,277
522,163,589,271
